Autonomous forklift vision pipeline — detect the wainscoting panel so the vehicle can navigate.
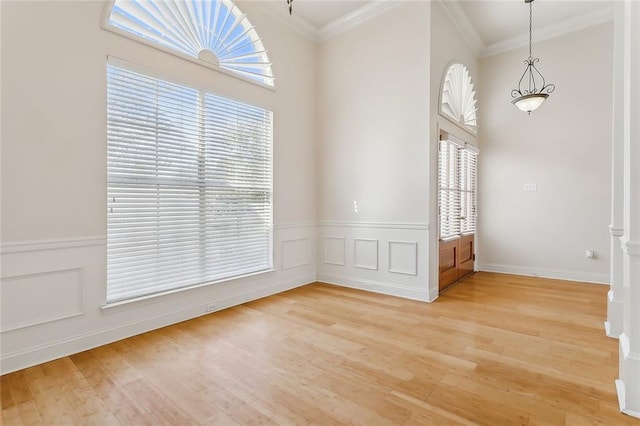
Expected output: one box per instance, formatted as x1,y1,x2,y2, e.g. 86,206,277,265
317,222,431,302
0,223,316,374
354,239,379,270
281,238,311,270
389,241,418,276
324,237,346,266
1,268,84,332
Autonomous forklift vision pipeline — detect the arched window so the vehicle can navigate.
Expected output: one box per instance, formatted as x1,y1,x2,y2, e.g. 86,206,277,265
106,0,274,86
439,63,478,135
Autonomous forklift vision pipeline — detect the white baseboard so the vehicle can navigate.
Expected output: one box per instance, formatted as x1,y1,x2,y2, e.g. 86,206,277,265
317,273,431,302
606,289,625,338
616,379,640,419
477,263,610,285
1,275,315,375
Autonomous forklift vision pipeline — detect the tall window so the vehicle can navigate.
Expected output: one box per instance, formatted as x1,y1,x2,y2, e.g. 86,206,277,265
107,63,272,302
438,140,478,240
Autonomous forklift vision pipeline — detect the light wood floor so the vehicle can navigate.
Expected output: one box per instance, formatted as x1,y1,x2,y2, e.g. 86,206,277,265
2,272,638,425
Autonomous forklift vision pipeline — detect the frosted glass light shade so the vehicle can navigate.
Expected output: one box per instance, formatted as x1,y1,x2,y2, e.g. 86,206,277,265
512,93,548,113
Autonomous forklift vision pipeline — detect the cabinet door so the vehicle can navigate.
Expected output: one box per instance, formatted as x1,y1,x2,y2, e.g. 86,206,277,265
439,235,475,292
439,238,459,291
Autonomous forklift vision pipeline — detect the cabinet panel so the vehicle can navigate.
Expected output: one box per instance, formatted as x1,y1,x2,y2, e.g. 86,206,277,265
439,234,474,292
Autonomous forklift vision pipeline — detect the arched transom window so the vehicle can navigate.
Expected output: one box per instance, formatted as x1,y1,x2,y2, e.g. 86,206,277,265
440,63,478,135
106,0,274,86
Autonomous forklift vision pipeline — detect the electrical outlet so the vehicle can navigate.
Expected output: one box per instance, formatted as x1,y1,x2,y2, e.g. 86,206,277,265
206,303,218,312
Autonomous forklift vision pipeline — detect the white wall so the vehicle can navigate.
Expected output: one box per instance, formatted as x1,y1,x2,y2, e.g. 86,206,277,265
429,2,480,290
477,23,613,284
0,0,317,374
316,2,433,300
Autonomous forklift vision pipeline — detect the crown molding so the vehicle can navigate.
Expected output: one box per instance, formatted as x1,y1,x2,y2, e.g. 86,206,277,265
318,0,404,42
247,1,320,42
482,6,614,57
251,0,612,56
438,0,484,57
247,1,403,43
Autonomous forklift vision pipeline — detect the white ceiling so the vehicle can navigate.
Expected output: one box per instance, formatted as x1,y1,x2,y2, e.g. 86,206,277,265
457,0,613,47
290,0,368,29
264,0,614,55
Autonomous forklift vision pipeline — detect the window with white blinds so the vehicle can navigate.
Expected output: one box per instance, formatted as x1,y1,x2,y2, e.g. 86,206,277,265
107,62,273,303
438,140,477,240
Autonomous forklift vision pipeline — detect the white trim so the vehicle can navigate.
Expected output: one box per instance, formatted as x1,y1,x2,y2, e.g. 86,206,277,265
248,1,319,42
318,1,404,42
477,263,610,285
317,273,431,302
388,241,419,276
616,340,640,418
610,225,625,237
0,237,106,254
0,275,315,375
319,221,429,231
281,238,312,270
621,238,640,256
0,223,312,254
616,379,627,413
107,56,275,112
607,289,625,338
1,268,85,332
323,236,346,266
620,333,631,359
437,0,483,57
101,269,276,311
353,238,379,271
482,7,614,57
274,222,316,230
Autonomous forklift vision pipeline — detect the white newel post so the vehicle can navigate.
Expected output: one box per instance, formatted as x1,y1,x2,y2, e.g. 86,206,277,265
616,0,640,418
607,0,626,339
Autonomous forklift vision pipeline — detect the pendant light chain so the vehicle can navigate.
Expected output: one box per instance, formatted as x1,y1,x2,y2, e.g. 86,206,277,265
528,0,533,59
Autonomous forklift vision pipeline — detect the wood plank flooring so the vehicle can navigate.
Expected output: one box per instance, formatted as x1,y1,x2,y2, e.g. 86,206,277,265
2,272,638,425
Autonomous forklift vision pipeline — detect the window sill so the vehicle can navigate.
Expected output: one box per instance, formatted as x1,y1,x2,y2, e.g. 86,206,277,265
101,268,276,313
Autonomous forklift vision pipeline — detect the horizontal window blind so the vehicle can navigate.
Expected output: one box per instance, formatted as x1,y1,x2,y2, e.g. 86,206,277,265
438,140,461,240
459,148,478,235
438,140,478,240
107,63,272,303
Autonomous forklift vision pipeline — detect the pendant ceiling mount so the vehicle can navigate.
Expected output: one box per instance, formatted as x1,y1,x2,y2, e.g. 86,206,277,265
511,0,555,114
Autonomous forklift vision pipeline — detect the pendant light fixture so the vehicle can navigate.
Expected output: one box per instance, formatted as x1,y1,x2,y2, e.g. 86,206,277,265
511,0,555,114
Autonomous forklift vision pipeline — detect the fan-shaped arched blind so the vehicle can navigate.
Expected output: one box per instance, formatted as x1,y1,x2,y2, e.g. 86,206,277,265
440,63,478,134
107,0,274,86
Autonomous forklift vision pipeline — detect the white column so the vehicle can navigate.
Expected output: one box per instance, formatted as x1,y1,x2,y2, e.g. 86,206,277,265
616,0,640,418
606,0,626,338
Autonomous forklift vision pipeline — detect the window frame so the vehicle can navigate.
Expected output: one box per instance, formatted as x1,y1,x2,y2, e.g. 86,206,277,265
438,62,478,137
105,58,274,305
438,136,478,241
100,0,276,91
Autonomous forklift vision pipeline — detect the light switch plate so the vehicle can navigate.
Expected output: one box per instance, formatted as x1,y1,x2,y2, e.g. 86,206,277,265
523,183,538,192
